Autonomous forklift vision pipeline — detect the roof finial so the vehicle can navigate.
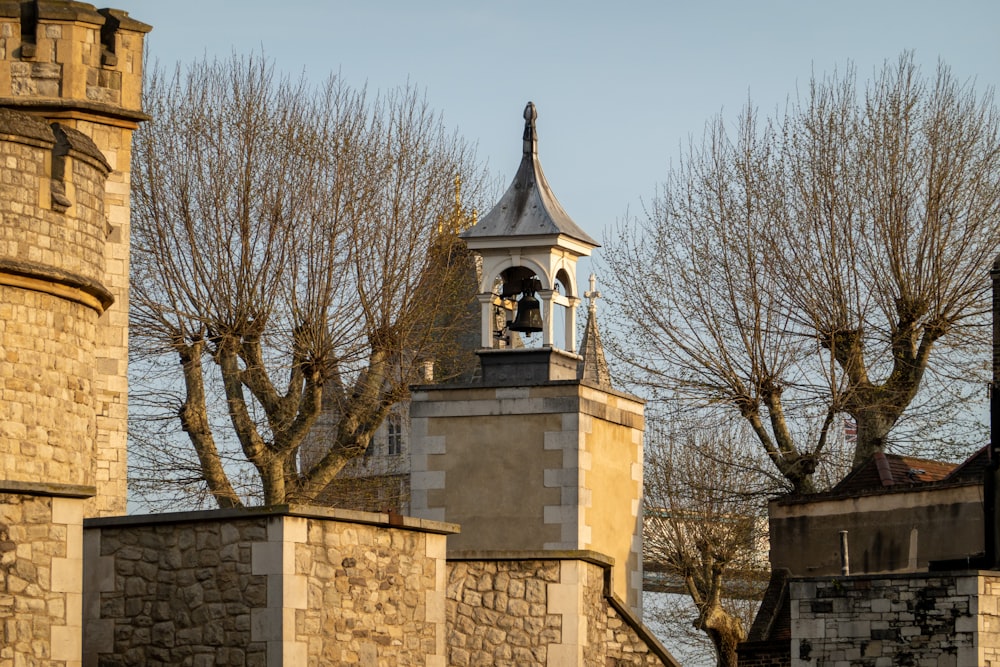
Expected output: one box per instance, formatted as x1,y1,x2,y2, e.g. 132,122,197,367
585,273,601,312
523,101,537,156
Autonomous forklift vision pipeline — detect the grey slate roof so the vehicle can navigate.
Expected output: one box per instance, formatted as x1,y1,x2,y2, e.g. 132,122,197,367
461,102,598,247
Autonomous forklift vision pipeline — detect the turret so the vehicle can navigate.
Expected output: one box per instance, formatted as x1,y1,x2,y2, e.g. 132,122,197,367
0,0,150,516
0,3,148,664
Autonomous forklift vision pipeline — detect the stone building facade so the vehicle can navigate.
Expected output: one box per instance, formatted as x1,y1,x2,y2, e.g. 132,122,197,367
0,1,149,518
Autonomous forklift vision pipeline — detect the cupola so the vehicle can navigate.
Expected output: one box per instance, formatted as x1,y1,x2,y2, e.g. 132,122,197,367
461,102,598,370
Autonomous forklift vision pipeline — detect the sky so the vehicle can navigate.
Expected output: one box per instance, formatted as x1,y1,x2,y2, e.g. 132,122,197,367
110,0,1000,264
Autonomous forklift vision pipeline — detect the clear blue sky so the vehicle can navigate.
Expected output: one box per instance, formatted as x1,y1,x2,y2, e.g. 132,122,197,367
111,1,999,249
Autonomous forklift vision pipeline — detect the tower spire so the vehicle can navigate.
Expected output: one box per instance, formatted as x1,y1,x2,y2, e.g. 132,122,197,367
579,273,612,388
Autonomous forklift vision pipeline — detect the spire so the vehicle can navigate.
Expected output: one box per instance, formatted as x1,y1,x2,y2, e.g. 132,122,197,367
578,274,612,388
461,101,597,247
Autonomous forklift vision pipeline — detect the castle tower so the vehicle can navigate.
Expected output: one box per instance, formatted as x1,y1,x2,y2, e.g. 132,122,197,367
0,3,147,665
0,1,149,517
410,103,646,613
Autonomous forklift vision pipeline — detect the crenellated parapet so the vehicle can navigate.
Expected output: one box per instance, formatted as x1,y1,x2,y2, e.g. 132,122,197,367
0,1,148,121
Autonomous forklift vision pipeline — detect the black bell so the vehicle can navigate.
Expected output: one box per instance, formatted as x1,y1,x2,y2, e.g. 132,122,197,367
509,292,543,333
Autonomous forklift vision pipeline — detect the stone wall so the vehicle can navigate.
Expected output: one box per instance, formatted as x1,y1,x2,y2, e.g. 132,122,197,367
83,513,677,667
0,106,115,667
0,494,85,667
0,111,111,491
789,572,1000,666
84,506,457,667
446,553,678,667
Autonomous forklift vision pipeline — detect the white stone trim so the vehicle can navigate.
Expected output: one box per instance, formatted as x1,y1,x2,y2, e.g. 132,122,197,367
546,560,585,666
250,516,308,665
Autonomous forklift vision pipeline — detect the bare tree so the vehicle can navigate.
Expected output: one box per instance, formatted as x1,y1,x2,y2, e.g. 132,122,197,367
644,419,774,667
605,55,1000,493
129,56,486,508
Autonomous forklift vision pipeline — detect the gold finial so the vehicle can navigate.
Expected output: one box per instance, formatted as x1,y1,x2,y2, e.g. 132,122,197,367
437,173,475,235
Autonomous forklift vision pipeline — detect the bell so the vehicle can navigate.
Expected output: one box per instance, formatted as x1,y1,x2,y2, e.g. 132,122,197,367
509,292,543,333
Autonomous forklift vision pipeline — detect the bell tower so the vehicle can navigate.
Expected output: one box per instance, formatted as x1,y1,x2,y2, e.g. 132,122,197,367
461,102,598,384
411,103,646,613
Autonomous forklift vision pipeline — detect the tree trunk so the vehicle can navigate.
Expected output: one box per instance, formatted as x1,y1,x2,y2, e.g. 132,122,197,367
696,604,746,667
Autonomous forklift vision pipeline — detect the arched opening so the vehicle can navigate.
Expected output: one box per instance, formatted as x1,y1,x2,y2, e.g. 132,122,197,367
489,267,545,348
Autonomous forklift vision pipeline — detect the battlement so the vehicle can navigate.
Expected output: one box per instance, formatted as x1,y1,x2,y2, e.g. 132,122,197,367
0,0,150,122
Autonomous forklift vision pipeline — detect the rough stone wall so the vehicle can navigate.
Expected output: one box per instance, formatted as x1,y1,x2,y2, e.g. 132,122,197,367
446,559,562,665
446,556,676,667
790,572,1000,666
0,116,109,489
583,565,666,666
0,494,85,667
298,514,447,665
84,507,455,667
84,516,269,667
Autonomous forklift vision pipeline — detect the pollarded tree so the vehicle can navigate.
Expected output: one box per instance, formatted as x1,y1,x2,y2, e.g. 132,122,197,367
644,418,774,667
605,55,1000,493
129,56,486,508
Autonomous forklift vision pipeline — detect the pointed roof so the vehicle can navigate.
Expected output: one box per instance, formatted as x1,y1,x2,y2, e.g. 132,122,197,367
461,102,598,248
578,274,612,388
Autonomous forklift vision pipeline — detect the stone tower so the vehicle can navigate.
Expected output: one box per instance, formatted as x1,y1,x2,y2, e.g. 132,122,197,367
409,102,646,613
0,3,148,665
0,1,149,518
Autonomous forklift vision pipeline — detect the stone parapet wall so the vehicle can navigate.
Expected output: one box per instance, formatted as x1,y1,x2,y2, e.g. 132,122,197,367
446,558,561,664
0,493,85,667
446,553,678,667
789,571,1000,666
83,506,457,667
296,510,450,664
0,3,148,113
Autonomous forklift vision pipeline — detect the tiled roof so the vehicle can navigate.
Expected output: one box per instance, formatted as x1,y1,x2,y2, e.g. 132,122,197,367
832,452,958,495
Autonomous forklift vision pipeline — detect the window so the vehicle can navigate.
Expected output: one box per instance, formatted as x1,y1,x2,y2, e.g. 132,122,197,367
387,414,403,456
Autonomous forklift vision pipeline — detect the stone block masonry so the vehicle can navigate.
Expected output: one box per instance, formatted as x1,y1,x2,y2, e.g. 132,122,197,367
83,506,458,667
0,494,86,667
789,572,1000,666
446,552,678,666
0,1,151,518
83,509,678,666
